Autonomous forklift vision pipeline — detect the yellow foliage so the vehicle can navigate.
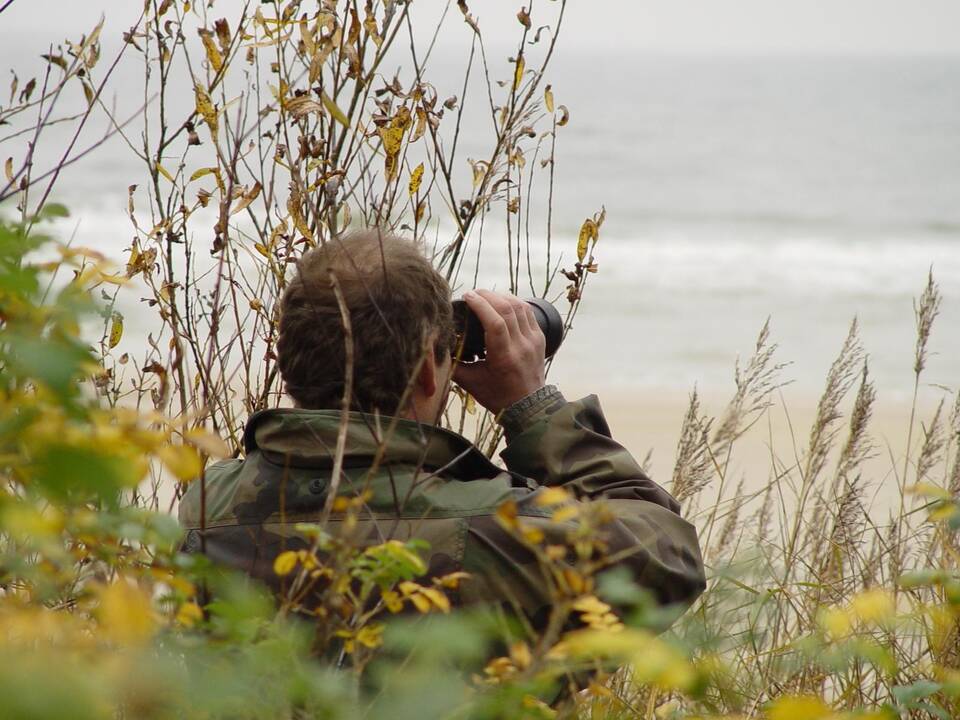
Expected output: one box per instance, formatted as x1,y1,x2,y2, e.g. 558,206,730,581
194,84,218,138
534,486,572,506
572,595,611,616
631,644,695,692
157,443,204,481
355,624,384,649
850,588,895,625
381,590,403,613
766,695,832,720
819,607,852,638
551,505,579,524
273,550,299,577
198,29,224,72
108,312,123,349
513,55,525,91
510,641,532,670
420,586,450,613
1,504,63,541
176,601,204,628
408,162,424,196
97,580,156,646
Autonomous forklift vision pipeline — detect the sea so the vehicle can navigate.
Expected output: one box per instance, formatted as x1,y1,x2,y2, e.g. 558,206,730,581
2,29,958,406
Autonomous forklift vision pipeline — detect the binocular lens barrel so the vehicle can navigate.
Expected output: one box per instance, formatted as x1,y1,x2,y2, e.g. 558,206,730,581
452,297,564,362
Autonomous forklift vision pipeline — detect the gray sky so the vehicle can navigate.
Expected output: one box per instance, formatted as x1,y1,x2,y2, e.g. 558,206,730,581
2,0,959,55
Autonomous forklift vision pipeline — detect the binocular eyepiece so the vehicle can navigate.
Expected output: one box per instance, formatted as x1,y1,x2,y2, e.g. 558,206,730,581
452,297,564,362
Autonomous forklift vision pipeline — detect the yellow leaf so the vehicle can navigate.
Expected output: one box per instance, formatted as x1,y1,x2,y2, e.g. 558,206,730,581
98,581,155,645
630,637,696,691
379,125,405,156
557,104,569,127
157,443,203,481
534,486,571,507
408,162,424,196
309,26,341,83
198,29,223,72
98,272,128,286
108,312,124,349
299,18,315,57
469,159,488,189
510,641,532,669
285,95,324,120
766,696,831,720
544,84,554,113
408,592,431,614
850,588,895,625
273,550,298,577
562,568,586,594
229,181,262,215
3,157,12,182
545,545,566,561
189,166,218,182
411,107,427,143
929,502,959,522
573,595,611,616
513,54,525,92
398,580,421,597
382,590,403,613
156,162,175,183
321,90,350,127
184,428,231,458
819,606,851,637
194,84,218,138
908,482,952,500
495,499,519,530
577,218,598,262
551,505,579,524
176,601,204,627
363,11,382,48
521,524,544,544
420,586,451,613
291,211,313,243
435,571,470,589
1,504,63,540
254,242,270,258
356,624,384,648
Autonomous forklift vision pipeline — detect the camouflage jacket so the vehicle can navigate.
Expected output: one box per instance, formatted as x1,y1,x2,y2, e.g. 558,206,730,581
179,390,705,624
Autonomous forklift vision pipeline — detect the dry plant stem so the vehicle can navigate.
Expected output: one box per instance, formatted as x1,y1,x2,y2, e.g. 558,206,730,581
321,269,355,523
897,272,942,542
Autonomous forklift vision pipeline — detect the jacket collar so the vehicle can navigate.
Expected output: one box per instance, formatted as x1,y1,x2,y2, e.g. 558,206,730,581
242,408,504,481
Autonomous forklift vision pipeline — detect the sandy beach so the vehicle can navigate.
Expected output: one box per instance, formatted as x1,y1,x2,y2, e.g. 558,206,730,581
555,380,948,516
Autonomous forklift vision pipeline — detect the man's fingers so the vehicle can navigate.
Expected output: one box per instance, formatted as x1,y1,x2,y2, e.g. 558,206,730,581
515,298,536,336
477,289,529,338
466,290,518,341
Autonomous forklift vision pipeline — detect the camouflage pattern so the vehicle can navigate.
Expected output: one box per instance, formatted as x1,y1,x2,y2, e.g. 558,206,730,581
179,394,706,623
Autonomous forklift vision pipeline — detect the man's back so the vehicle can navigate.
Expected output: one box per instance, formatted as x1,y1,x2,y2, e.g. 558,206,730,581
179,391,705,622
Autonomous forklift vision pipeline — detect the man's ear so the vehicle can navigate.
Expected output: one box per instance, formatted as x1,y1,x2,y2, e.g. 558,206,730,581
416,347,438,398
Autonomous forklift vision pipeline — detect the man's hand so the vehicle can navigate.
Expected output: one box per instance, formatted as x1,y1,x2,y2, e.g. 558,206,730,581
453,289,546,414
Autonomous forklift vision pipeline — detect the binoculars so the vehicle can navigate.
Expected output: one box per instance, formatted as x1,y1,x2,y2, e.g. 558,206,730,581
452,297,564,362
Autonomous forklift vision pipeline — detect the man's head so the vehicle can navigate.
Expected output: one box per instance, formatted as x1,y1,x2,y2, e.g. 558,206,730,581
277,230,456,421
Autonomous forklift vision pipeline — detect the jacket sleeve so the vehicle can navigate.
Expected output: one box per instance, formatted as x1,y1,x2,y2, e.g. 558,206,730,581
459,392,706,625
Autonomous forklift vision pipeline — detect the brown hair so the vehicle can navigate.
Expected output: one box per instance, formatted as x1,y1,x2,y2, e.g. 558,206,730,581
276,229,455,414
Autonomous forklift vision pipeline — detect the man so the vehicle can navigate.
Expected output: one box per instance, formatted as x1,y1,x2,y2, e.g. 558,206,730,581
179,230,705,628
